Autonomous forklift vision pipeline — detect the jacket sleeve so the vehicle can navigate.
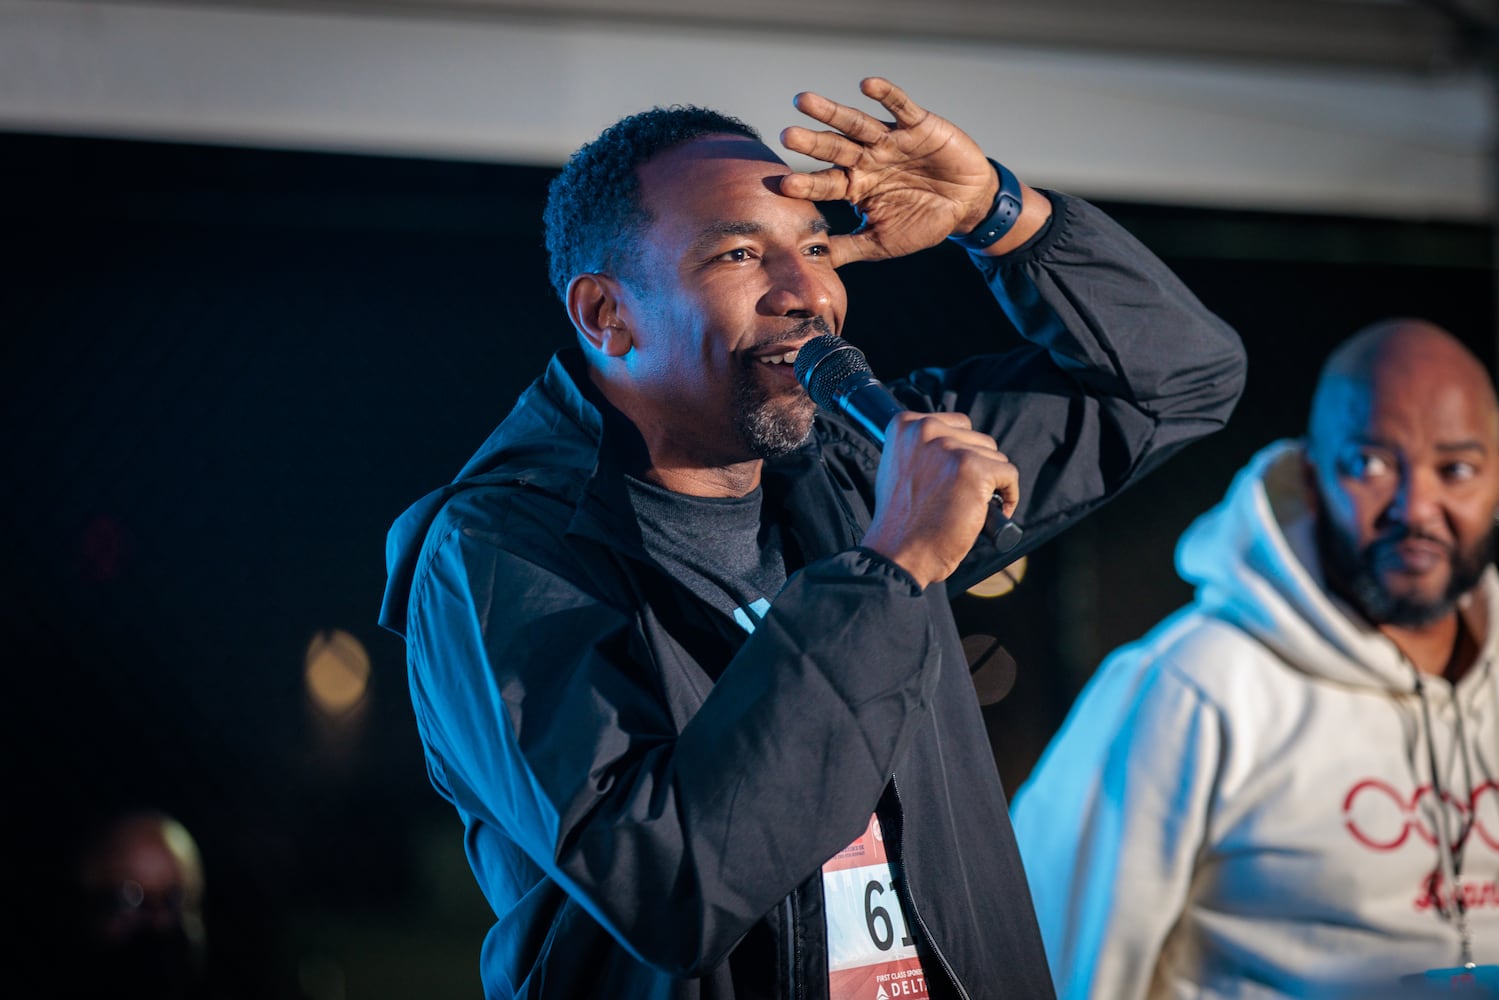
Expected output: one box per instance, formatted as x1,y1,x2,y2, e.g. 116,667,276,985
405,496,944,977
886,191,1246,585
1010,636,1224,1000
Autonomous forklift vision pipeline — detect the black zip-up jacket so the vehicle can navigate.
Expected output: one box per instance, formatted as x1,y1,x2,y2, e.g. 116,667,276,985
379,193,1246,998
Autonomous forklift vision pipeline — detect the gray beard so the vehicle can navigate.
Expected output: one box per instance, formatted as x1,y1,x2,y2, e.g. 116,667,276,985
731,318,828,460
1314,511,1495,627
733,373,814,459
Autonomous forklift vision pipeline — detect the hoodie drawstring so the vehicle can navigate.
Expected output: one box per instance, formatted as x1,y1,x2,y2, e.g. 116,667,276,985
1414,671,1478,968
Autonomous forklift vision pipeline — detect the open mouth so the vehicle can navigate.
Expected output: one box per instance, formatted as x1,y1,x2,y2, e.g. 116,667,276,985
757,347,800,367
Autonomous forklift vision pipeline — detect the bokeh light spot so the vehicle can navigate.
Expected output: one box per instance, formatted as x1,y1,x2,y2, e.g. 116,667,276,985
304,629,370,716
965,555,1028,598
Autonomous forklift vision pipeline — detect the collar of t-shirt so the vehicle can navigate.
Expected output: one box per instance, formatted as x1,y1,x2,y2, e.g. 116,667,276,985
624,473,786,634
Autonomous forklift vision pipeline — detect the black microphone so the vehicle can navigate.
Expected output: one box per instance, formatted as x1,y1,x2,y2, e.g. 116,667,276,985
794,333,1023,554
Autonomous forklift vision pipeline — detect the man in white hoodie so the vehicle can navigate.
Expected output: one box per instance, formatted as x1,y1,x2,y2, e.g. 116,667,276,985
1012,318,1499,999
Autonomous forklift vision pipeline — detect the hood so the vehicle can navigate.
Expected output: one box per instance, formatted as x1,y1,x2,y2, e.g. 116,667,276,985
1176,439,1499,694
378,350,606,636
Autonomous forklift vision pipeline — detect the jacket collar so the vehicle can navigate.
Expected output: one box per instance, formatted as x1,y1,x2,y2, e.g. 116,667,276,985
381,347,873,639
538,349,865,566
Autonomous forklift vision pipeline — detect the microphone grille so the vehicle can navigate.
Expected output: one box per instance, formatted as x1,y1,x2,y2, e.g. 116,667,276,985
794,334,872,410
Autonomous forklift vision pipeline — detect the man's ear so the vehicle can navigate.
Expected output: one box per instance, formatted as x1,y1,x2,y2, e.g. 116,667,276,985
567,274,632,358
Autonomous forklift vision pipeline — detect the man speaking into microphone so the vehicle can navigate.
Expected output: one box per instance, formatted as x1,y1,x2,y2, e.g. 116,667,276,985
380,77,1245,999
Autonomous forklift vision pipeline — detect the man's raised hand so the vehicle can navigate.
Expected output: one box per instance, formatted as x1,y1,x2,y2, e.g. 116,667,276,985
778,77,998,266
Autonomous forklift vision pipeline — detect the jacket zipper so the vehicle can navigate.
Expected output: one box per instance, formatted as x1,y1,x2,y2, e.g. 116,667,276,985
889,774,970,1000
780,891,805,1000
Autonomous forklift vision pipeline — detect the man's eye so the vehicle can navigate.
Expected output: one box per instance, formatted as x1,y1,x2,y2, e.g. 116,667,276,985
716,248,754,263
1443,461,1478,482
806,244,831,257
1345,451,1394,480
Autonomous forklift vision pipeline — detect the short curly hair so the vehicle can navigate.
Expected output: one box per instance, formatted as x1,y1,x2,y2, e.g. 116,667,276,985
543,105,761,304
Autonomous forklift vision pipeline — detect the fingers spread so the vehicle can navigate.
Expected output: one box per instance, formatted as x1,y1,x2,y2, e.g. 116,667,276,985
861,77,927,129
780,126,864,168
778,169,851,203
793,90,888,144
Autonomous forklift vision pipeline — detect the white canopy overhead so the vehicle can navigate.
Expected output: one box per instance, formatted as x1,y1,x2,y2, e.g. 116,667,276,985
1,0,1494,220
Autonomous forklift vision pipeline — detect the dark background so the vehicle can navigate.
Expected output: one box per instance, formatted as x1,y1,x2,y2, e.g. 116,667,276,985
2,132,1492,996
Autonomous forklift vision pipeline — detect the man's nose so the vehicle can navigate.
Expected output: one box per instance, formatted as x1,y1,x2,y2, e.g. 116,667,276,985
1389,467,1443,529
763,255,836,317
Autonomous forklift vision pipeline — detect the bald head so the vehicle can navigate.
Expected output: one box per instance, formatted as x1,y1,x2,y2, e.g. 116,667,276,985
1304,318,1499,630
1308,318,1498,460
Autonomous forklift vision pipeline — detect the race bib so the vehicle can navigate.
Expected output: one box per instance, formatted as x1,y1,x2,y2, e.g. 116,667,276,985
823,814,930,999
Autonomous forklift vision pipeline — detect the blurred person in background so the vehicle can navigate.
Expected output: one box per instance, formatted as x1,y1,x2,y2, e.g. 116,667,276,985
1013,319,1499,999
60,808,210,999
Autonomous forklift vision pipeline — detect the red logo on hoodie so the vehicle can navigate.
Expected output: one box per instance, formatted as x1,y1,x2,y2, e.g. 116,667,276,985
1343,778,1499,851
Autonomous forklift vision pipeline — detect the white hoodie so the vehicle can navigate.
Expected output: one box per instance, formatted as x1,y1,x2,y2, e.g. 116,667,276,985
1012,440,1499,1000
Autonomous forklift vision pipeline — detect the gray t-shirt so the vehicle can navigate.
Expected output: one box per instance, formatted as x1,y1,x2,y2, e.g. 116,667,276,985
624,474,787,634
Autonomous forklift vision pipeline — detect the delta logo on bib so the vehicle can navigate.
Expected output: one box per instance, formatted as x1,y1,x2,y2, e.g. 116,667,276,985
822,814,930,999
